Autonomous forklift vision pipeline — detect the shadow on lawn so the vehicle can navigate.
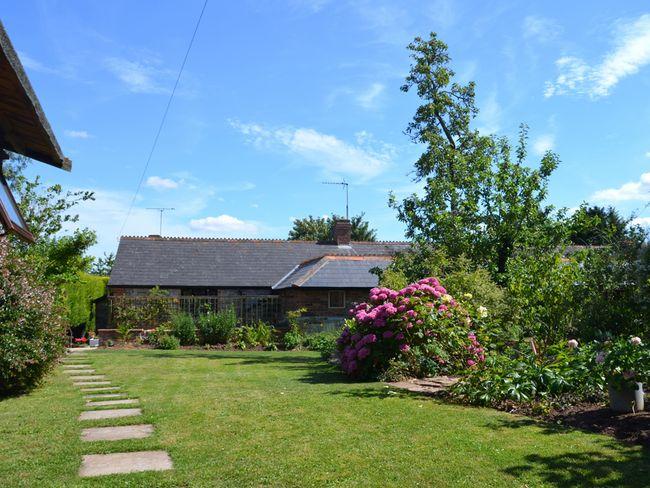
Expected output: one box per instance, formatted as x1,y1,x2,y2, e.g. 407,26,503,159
487,416,650,487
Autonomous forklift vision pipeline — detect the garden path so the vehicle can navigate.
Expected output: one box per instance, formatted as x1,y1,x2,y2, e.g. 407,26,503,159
63,347,173,478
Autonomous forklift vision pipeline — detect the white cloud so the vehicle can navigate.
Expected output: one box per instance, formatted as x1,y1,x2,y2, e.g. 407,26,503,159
105,57,169,94
64,188,190,255
250,203,259,208
545,14,650,98
476,91,502,134
532,134,555,155
523,15,561,42
645,151,650,158
145,176,179,190
631,216,650,227
64,129,91,139
591,172,650,202
230,121,392,180
356,83,385,109
189,215,259,235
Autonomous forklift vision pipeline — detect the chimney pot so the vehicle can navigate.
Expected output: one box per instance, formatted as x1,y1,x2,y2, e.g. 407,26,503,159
333,219,352,245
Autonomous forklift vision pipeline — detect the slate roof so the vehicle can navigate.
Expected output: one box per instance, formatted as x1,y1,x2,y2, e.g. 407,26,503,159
109,236,409,288
272,255,393,289
0,21,71,170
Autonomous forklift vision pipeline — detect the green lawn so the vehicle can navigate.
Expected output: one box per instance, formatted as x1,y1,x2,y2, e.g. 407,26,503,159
0,350,648,487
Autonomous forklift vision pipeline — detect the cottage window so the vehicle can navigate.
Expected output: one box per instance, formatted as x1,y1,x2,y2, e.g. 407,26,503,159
0,161,33,242
328,290,345,308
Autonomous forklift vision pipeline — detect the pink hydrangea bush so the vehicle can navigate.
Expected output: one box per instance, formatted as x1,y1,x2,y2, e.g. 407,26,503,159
336,277,486,379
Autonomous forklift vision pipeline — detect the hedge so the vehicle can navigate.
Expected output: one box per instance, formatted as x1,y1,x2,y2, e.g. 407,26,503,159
62,273,108,331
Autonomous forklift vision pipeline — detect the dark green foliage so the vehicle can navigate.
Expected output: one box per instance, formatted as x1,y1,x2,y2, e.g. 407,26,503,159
197,306,237,345
61,273,108,331
170,312,197,345
569,205,629,245
0,238,66,396
288,213,377,241
452,343,605,407
506,251,582,351
572,238,650,340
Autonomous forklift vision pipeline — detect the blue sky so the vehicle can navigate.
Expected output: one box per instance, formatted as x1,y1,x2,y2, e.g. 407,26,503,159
4,0,650,256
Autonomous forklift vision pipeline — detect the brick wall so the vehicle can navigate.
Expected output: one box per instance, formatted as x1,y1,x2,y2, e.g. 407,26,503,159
278,288,368,317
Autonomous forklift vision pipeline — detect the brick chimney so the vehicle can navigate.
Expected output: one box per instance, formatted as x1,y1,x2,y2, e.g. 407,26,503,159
333,219,352,246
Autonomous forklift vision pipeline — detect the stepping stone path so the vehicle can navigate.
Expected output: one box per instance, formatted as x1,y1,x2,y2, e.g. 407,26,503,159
79,408,142,421
85,398,139,407
62,348,172,478
387,375,460,395
79,451,173,477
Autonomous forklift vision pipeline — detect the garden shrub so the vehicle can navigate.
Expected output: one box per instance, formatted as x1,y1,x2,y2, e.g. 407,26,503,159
506,251,582,351
61,272,108,331
451,340,605,408
233,321,274,349
170,312,197,345
0,238,66,396
598,336,650,391
304,332,339,360
197,306,237,345
154,333,180,350
283,308,306,350
336,278,486,379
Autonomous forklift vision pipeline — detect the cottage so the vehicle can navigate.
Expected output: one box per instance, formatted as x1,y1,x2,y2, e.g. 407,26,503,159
107,220,408,326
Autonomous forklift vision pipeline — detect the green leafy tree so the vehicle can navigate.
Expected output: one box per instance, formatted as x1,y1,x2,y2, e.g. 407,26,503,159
288,213,377,241
569,205,629,246
5,153,96,283
390,33,564,281
91,252,115,276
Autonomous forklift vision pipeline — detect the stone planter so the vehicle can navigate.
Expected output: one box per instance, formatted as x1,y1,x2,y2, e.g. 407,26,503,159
608,382,645,413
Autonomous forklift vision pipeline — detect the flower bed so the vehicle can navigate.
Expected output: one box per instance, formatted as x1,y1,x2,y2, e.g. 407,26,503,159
336,278,485,379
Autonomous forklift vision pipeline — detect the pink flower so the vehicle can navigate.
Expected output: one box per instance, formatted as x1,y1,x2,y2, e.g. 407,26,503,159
567,339,578,349
357,347,371,359
595,351,606,364
395,332,405,340
382,330,394,339
630,337,643,346
467,359,476,367
399,343,410,352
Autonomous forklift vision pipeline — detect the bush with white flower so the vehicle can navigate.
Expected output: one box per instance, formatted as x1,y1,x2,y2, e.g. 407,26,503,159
597,336,650,391
336,278,486,379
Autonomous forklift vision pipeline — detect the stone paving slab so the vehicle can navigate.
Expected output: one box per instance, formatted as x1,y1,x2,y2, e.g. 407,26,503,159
79,450,172,477
84,393,127,399
64,369,95,374
67,348,97,353
79,408,142,421
74,381,111,386
86,399,139,407
62,364,92,369
81,424,154,442
80,386,120,392
69,375,106,381
387,376,459,395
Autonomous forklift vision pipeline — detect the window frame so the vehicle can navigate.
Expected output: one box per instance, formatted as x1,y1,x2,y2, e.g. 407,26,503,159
0,163,33,242
328,290,346,309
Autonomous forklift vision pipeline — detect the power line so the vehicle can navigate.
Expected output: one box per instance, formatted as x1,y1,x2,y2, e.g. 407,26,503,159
118,0,208,237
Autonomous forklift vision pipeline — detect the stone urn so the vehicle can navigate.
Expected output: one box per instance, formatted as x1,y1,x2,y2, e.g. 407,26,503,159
608,382,645,413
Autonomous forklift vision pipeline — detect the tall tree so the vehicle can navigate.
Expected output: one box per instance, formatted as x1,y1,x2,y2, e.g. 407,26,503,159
569,205,629,245
288,213,377,241
4,153,96,283
90,252,115,276
390,33,564,280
